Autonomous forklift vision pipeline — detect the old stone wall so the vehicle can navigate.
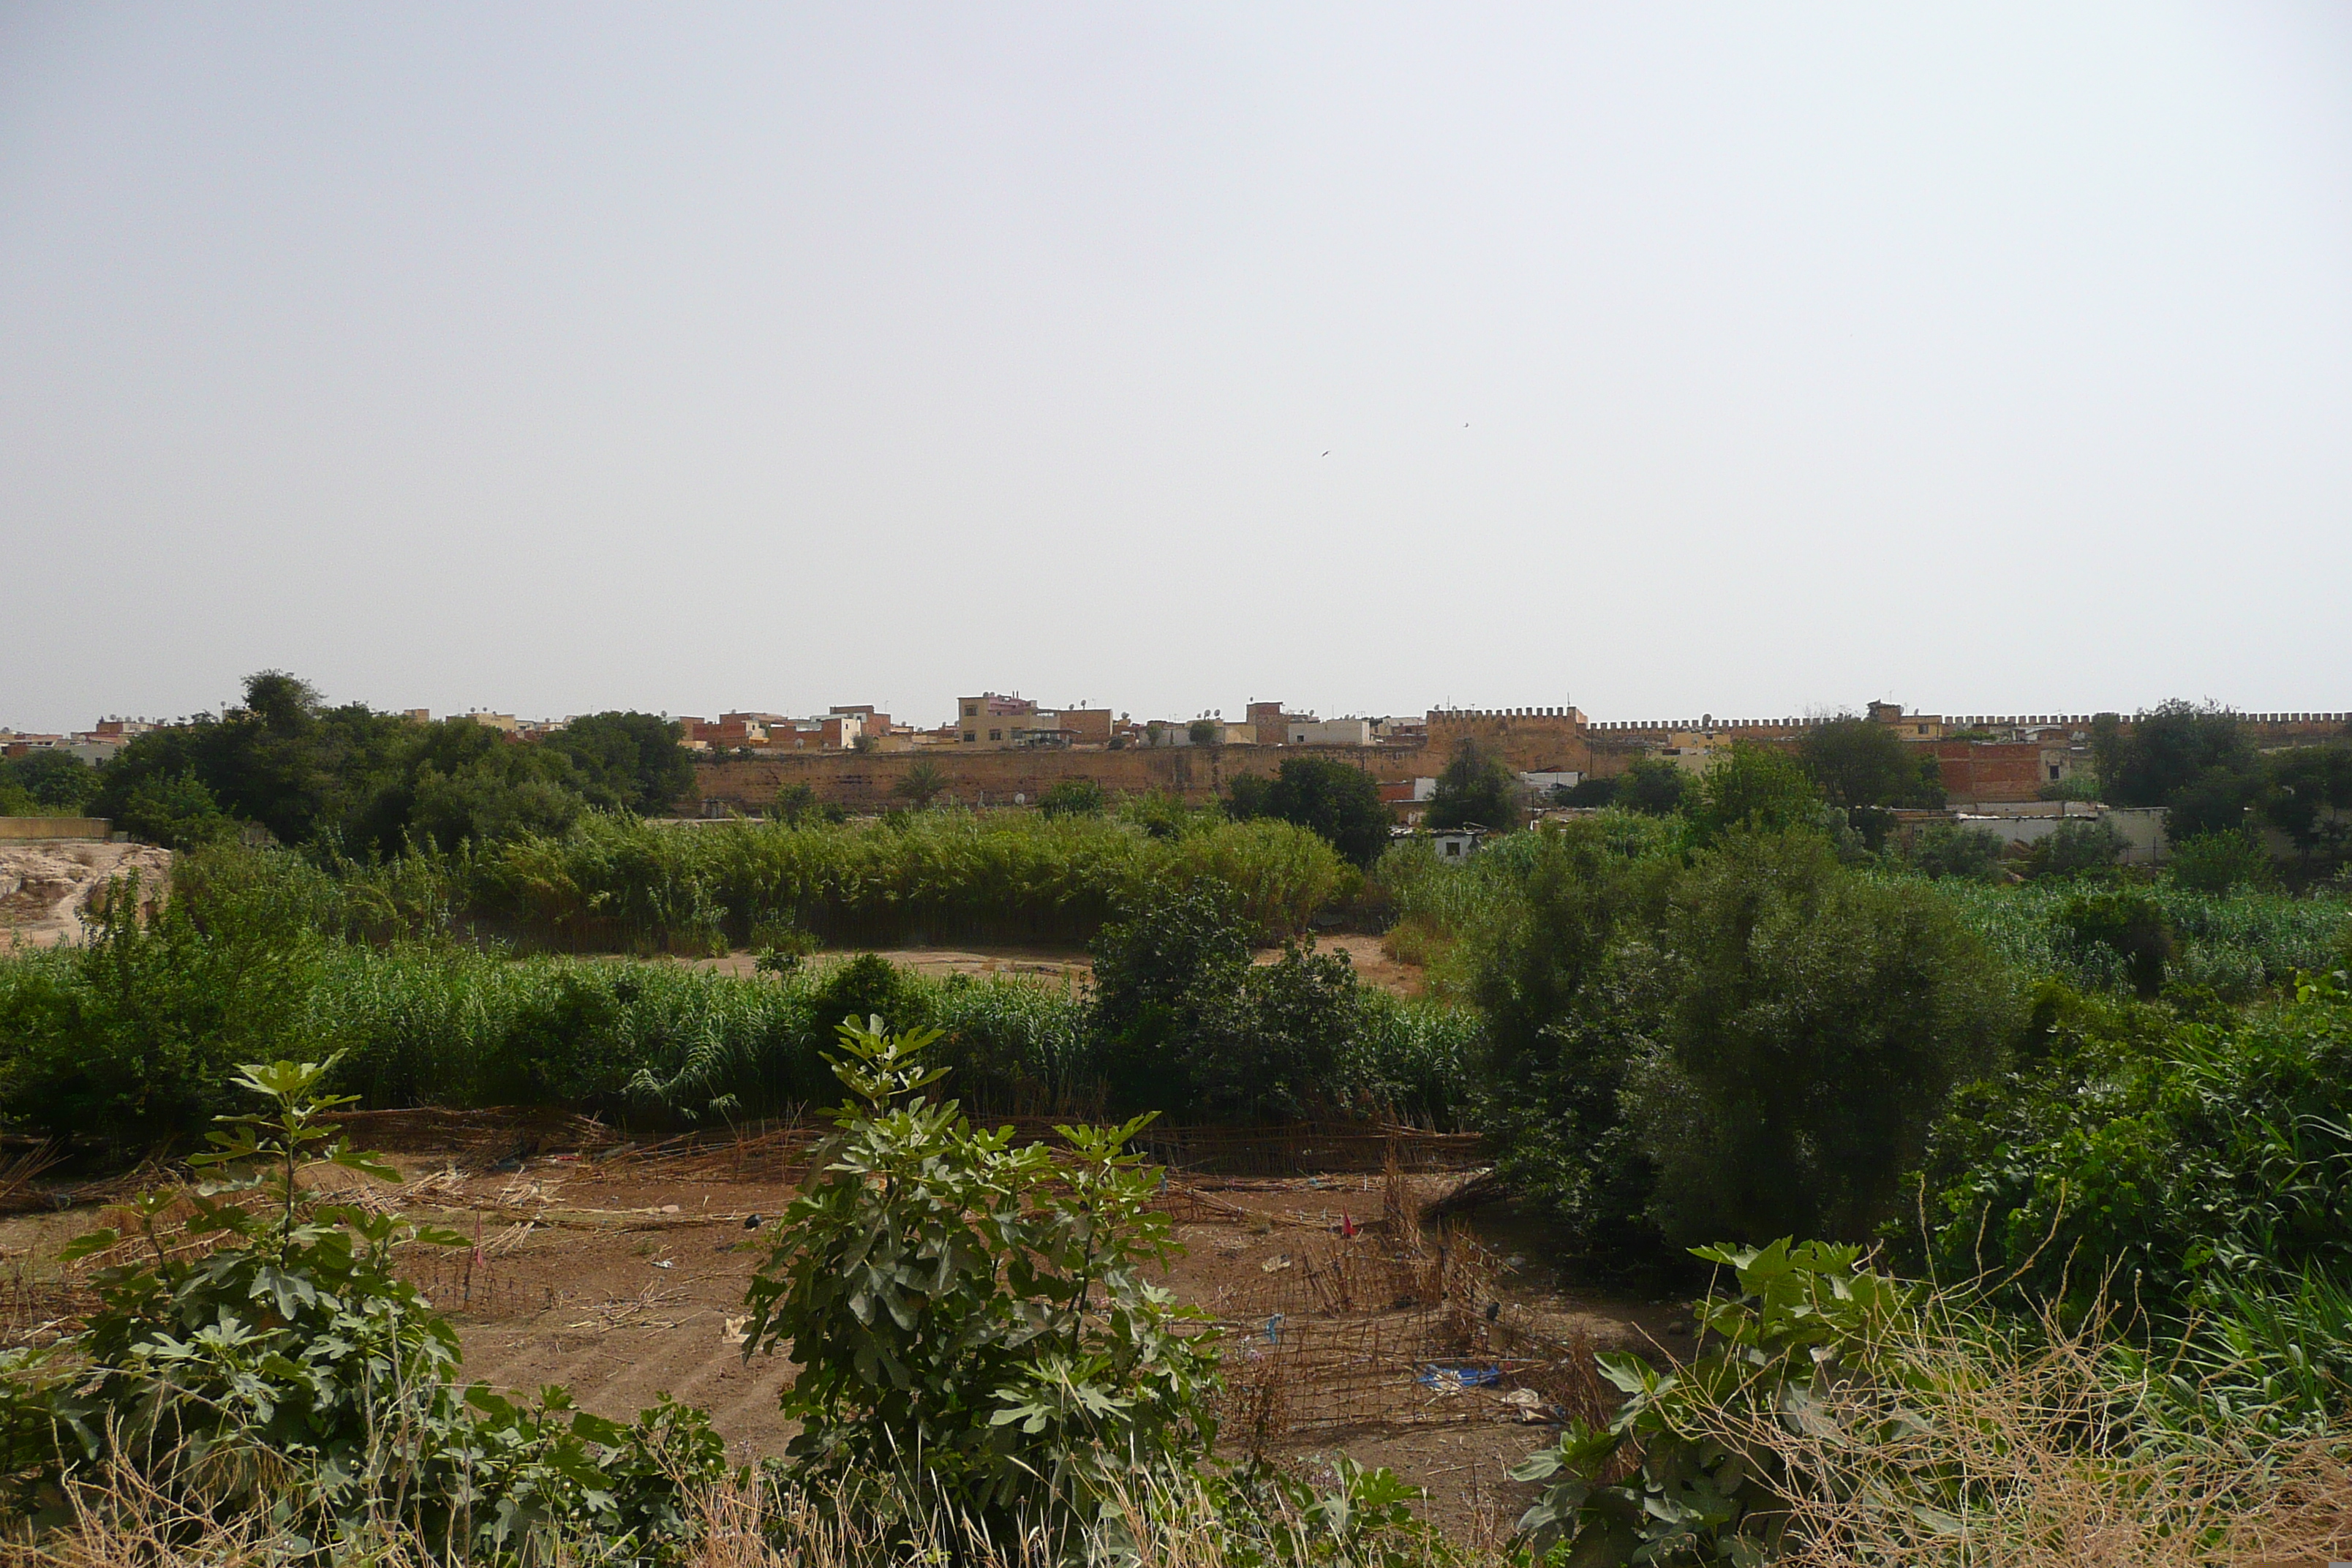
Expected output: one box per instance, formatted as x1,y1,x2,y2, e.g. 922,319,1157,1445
1422,709,1593,773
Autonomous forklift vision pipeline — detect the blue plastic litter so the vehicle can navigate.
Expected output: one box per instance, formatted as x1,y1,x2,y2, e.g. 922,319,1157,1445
1417,1362,1501,1388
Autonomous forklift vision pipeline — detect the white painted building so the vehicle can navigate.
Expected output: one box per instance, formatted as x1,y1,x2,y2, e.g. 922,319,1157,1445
1286,718,1375,747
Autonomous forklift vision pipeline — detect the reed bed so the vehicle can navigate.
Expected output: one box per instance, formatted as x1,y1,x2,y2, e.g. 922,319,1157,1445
460,810,1351,953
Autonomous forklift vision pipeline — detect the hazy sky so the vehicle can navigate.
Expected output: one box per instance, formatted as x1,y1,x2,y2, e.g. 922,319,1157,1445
4,4,2348,734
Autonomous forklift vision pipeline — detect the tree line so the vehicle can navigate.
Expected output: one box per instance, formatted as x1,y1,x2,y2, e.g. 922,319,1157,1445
1,671,692,852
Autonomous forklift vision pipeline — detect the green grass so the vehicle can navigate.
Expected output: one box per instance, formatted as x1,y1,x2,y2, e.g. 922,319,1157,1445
1909,875,2352,995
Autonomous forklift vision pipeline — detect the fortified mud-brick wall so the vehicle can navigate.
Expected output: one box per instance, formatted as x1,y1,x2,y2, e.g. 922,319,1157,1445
688,744,1439,814
1421,709,1594,774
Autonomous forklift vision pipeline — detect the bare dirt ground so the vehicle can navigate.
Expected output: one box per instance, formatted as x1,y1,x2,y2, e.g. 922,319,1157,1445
0,842,172,950
682,932,1425,998
0,1134,1681,1545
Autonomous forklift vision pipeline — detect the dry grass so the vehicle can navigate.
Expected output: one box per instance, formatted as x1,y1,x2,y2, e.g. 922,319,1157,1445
1697,1302,2352,1568
6,1465,1498,1568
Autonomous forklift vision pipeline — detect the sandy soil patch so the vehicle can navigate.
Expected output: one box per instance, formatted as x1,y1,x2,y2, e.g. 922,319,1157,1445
679,933,1426,998
0,842,172,950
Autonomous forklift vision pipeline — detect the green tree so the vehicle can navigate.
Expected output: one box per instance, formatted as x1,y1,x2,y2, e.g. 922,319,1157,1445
93,671,421,847
2257,742,2352,875
895,757,948,807
345,716,587,853
118,769,237,848
1426,737,1516,830
1626,829,2013,1245
1799,717,1944,811
1226,757,1392,867
2,750,99,812
406,747,585,849
1559,774,1621,808
1686,742,1823,843
2094,701,2249,810
1613,757,1689,816
545,710,693,815
1087,882,1254,1114
1186,941,1365,1120
2021,817,2126,881
1187,717,1221,746
1469,820,1679,1264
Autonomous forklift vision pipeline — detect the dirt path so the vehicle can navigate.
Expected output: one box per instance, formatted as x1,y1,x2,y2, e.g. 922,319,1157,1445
678,932,1425,998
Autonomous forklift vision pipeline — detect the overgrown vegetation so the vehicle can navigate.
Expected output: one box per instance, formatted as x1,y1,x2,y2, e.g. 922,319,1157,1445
83,671,693,853
9,691,2352,1561
0,1058,726,1561
742,1018,1218,1546
1226,757,1392,867
0,838,1452,1146
0,1033,1460,1566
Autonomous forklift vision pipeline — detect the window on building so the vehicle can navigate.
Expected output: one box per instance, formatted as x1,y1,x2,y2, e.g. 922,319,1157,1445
989,729,1001,742
965,705,977,717
2049,764,2062,780
962,731,976,743
1445,841,1461,857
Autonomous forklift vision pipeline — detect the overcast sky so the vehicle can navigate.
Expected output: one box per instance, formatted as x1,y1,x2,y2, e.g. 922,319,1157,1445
4,4,2348,734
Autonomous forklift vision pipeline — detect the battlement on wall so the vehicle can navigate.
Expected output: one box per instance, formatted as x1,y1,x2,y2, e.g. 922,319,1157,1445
1425,706,1581,722
1585,711,2348,735
1587,717,1809,734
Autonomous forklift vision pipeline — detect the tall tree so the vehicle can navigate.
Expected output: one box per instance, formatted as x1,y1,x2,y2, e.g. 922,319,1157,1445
1226,758,1391,866
545,712,693,815
1799,717,1944,810
2094,702,2248,809
1426,738,1516,830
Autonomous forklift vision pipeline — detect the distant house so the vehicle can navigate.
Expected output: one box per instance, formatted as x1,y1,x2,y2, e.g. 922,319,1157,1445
954,693,1073,749
1286,718,1374,747
1430,827,1485,861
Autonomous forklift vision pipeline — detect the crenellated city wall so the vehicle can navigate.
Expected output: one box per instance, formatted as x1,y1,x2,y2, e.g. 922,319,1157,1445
688,707,2347,813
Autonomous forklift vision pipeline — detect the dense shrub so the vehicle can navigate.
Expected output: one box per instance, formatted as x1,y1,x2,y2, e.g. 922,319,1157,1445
0,1060,726,1560
2055,889,2174,997
0,862,324,1145
1456,819,2013,1262
1906,821,2006,881
742,1020,1219,1545
1035,777,1106,818
1627,829,2015,1246
1905,972,2352,1330
2021,817,2127,880
2169,825,2279,893
1465,819,1681,1264
1226,757,1393,867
